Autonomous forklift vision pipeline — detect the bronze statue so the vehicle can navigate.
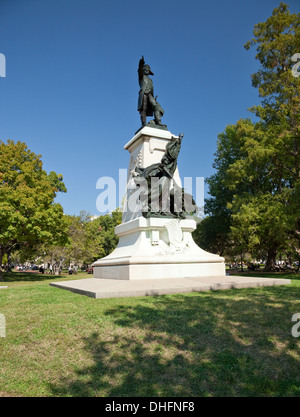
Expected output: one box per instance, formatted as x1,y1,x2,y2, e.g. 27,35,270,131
137,56,166,128
133,135,196,218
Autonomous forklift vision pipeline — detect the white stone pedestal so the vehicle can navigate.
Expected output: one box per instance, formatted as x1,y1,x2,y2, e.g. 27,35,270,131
93,126,226,281
93,216,225,280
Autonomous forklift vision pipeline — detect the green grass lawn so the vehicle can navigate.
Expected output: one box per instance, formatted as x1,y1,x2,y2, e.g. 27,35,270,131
0,271,299,397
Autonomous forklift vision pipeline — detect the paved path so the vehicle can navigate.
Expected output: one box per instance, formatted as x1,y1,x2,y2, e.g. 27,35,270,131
50,275,291,299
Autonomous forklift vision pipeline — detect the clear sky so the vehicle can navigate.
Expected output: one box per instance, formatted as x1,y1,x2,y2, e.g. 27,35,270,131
1,0,299,216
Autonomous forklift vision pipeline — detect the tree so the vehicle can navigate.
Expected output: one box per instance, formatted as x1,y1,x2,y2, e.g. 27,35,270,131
239,2,299,269
62,211,99,268
193,121,250,257
199,3,299,270
0,140,68,279
64,209,122,266
88,209,122,259
40,209,123,271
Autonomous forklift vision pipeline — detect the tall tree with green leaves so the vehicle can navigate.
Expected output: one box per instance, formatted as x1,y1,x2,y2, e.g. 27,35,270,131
198,3,299,270
238,2,300,269
193,122,249,256
224,116,297,269
0,140,68,279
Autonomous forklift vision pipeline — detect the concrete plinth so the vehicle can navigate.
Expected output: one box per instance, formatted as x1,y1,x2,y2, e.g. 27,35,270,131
50,276,291,299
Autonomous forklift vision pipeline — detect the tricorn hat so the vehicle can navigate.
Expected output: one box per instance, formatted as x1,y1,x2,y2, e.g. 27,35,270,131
143,64,154,75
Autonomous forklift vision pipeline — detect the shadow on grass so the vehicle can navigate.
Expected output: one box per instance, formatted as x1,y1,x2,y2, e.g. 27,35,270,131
50,285,300,397
0,271,65,283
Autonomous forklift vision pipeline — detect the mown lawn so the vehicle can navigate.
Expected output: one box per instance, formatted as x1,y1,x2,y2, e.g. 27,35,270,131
0,271,299,397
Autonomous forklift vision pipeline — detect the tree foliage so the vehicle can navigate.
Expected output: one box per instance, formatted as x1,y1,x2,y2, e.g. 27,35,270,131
40,209,123,270
195,3,300,270
88,209,122,258
0,140,68,278
193,123,247,255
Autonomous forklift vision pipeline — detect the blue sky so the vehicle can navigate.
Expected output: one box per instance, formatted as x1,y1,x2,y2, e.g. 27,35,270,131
1,0,299,216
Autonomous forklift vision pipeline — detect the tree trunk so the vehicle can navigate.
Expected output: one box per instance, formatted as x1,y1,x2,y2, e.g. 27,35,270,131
0,247,3,281
54,264,59,275
264,248,277,271
7,250,11,272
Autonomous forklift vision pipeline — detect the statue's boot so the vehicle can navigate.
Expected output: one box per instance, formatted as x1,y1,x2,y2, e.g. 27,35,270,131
154,110,162,125
140,112,147,126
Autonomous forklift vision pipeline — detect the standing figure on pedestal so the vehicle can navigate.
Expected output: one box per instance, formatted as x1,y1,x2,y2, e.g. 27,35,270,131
137,56,166,128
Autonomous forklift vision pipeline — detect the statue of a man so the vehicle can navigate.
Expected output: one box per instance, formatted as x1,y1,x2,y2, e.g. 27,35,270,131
137,56,164,127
